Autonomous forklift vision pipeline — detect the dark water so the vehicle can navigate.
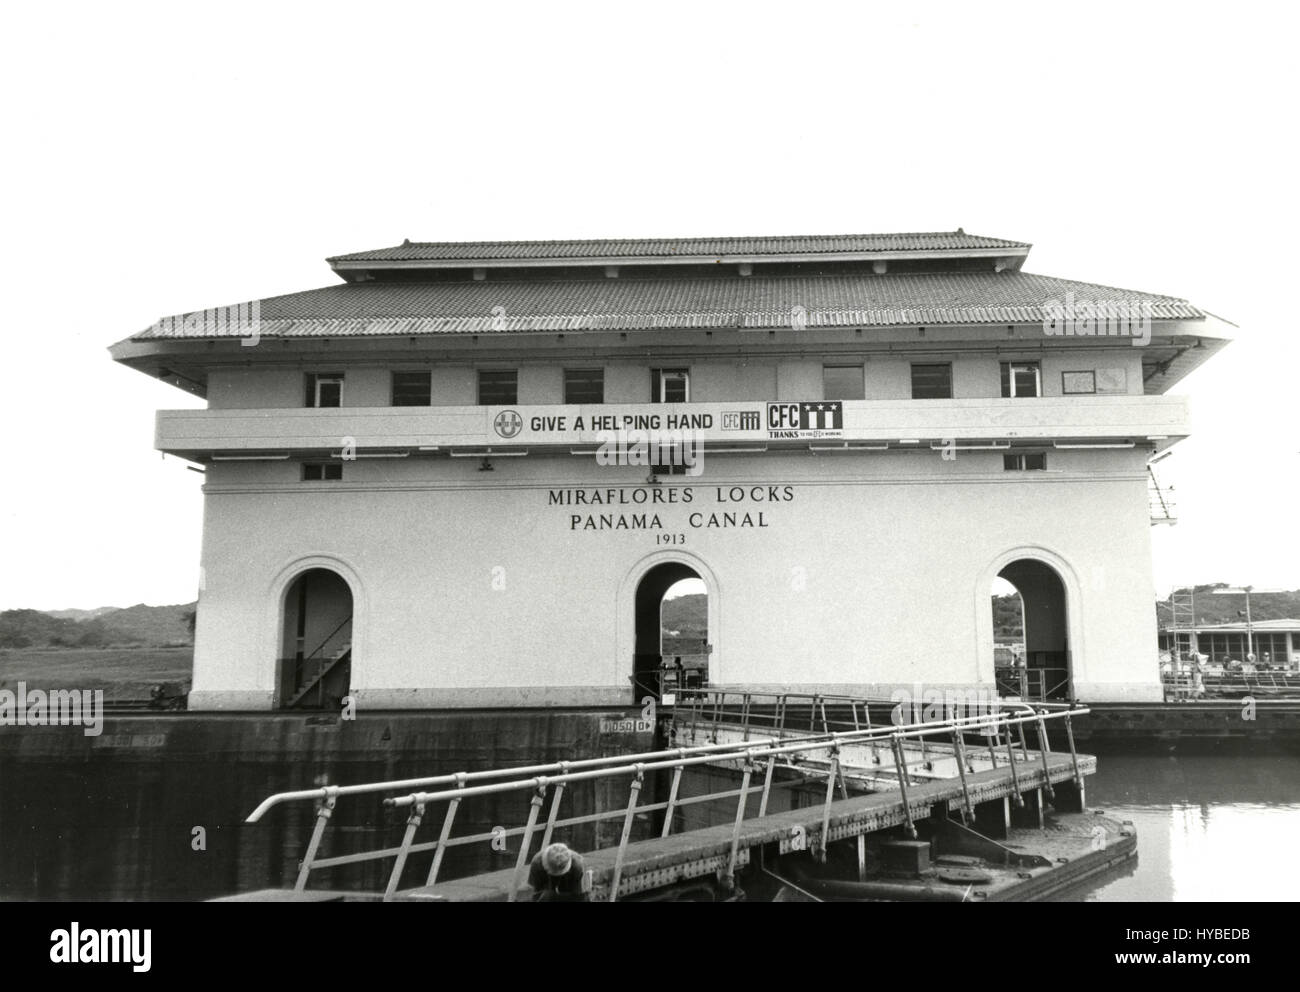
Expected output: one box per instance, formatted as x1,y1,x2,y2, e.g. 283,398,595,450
2,732,1297,901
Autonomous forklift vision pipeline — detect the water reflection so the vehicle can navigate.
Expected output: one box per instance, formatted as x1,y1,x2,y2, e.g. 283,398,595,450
1061,754,1300,902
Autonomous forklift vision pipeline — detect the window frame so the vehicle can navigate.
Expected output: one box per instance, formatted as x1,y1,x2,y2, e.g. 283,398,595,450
391,370,433,407
477,368,519,406
1000,361,1042,399
652,368,690,403
910,362,953,400
563,367,605,405
305,372,345,408
1003,452,1047,472
302,462,343,482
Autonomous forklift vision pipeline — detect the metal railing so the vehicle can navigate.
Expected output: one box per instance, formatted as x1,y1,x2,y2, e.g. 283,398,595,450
245,699,1087,902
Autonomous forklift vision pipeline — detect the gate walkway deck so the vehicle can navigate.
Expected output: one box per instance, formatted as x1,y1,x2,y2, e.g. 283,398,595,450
394,750,1087,902
235,693,1092,902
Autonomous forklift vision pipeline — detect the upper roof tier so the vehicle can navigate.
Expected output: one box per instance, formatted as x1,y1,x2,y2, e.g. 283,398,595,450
130,268,1205,340
327,230,1031,274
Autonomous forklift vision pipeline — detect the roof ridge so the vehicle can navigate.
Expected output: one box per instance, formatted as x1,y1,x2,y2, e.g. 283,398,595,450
394,230,1021,247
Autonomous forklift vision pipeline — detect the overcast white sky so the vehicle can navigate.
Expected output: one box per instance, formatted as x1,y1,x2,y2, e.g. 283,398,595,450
1,1,1296,610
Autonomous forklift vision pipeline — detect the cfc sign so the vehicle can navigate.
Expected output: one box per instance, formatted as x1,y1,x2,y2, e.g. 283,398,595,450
766,402,844,439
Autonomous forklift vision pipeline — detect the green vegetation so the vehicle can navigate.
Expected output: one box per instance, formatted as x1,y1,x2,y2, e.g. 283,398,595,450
0,647,192,698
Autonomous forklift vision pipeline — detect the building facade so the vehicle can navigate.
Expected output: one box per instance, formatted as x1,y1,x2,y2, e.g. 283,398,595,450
110,232,1231,710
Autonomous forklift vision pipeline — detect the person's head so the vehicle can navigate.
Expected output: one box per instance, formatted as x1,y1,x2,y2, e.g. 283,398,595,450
542,842,573,877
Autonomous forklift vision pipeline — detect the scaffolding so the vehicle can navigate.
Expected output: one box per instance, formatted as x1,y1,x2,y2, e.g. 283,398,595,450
1168,586,1196,669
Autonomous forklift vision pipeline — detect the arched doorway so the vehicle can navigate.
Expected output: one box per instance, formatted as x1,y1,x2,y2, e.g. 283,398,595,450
633,563,708,699
994,560,1071,701
279,568,353,710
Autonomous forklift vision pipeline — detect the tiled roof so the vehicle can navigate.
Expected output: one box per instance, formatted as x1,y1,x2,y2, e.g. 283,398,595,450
135,270,1204,340
329,232,1030,264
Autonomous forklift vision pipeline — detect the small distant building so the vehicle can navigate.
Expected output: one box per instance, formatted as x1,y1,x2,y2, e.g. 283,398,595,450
1161,619,1300,668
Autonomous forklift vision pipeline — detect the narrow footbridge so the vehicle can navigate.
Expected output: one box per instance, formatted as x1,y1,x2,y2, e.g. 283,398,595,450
232,692,1092,902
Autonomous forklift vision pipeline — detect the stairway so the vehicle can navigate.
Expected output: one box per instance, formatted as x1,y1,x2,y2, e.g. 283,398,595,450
287,650,351,709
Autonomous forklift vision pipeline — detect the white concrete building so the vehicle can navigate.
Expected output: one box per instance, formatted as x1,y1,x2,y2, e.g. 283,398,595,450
110,232,1231,710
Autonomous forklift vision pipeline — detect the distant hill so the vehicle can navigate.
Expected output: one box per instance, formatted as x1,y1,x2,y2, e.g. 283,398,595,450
0,603,196,649
1158,585,1300,627
662,593,707,640
44,607,120,621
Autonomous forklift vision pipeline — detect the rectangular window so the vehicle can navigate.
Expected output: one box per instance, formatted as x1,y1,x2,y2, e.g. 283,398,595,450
1062,371,1096,395
392,371,432,406
564,368,605,404
1000,361,1041,398
477,369,518,406
910,363,952,399
822,364,865,401
305,372,344,408
652,368,690,403
302,463,343,481
1003,453,1047,471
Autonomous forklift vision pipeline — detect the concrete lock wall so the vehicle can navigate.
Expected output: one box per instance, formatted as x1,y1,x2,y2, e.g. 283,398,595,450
187,445,1162,710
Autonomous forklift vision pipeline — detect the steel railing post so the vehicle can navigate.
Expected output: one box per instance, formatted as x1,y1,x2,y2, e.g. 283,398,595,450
1035,711,1055,801
952,728,973,825
660,755,685,838
758,752,777,818
608,766,645,903
424,772,467,887
508,782,548,903
1064,712,1082,788
725,755,756,886
384,801,425,902
294,790,337,892
1005,726,1024,806
540,767,569,851
817,745,841,863
891,734,917,839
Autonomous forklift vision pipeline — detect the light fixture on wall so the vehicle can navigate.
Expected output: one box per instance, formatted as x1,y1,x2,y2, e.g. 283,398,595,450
478,458,494,472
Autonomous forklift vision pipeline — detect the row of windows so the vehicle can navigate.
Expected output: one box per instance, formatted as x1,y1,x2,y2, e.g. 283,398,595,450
1198,633,1292,663
308,368,685,407
304,362,1094,408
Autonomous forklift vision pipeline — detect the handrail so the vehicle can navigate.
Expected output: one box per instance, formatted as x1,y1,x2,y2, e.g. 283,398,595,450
247,736,780,821
381,708,1078,809
301,615,352,663
245,698,1088,900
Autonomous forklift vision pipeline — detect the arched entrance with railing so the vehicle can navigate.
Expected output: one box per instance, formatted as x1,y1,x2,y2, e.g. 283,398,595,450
620,551,720,702
993,558,1072,702
278,567,353,710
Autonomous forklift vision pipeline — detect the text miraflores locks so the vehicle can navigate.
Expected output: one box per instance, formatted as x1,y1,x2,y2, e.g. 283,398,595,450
549,485,796,531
